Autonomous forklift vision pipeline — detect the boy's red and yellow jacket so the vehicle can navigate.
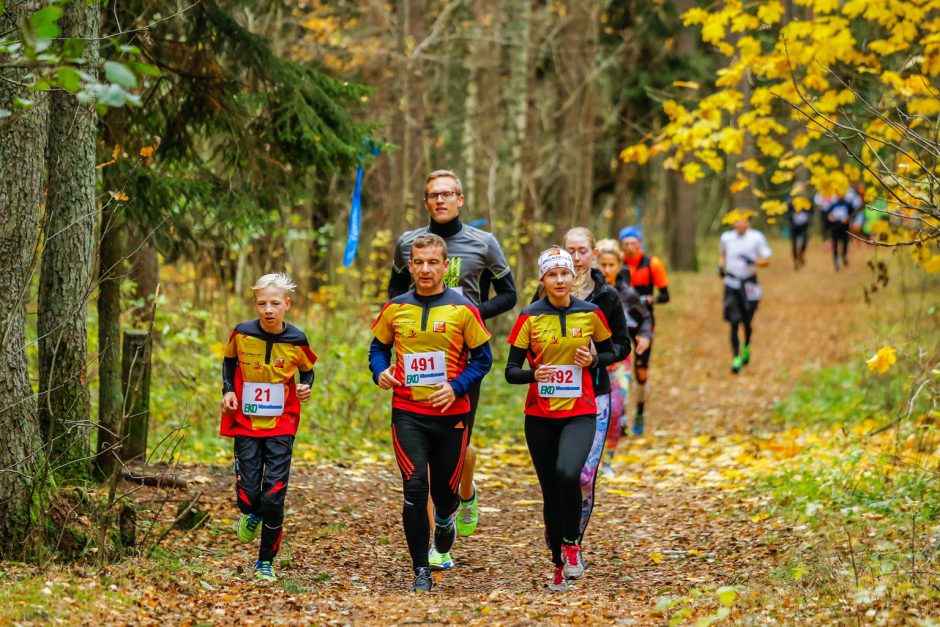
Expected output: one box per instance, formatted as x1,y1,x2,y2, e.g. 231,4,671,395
220,319,317,437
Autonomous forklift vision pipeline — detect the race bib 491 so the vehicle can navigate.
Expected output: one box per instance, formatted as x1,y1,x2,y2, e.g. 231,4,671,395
403,351,448,387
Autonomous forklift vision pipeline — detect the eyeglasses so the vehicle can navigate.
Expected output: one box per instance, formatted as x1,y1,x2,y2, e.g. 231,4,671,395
425,191,458,201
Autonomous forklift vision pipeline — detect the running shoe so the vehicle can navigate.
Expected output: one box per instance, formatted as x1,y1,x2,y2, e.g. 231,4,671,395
741,344,751,365
548,565,569,592
410,566,433,593
236,513,262,543
433,514,457,554
631,413,644,436
562,544,584,579
456,485,479,537
428,547,454,570
253,560,277,582
731,355,743,374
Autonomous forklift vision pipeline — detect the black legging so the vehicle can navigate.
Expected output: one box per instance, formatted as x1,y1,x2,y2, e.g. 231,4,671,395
831,223,849,269
790,224,808,266
391,408,468,570
234,434,295,563
525,413,595,566
723,285,758,357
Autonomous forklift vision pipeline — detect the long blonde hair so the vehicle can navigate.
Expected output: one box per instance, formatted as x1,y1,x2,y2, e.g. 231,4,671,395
562,227,596,299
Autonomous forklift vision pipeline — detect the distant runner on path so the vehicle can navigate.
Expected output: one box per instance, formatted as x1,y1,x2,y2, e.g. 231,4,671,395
388,169,517,570
595,239,652,475
506,248,616,592
618,226,669,435
371,233,493,593
220,273,317,583
719,211,771,374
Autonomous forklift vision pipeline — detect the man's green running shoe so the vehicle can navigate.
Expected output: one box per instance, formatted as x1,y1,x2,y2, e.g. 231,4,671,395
741,344,751,365
428,547,454,570
253,560,277,582
456,485,478,537
236,513,262,542
731,355,743,374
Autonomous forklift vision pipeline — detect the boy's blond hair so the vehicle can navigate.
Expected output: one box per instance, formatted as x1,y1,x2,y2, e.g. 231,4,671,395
252,272,297,296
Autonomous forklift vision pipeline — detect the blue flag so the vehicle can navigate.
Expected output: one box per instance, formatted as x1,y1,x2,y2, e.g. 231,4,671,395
342,163,364,267
342,143,380,267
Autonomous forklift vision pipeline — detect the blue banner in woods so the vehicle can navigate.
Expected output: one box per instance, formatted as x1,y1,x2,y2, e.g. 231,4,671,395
343,143,380,267
342,164,364,267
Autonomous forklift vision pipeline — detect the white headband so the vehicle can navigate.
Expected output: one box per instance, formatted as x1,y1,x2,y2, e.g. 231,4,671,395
537,248,575,279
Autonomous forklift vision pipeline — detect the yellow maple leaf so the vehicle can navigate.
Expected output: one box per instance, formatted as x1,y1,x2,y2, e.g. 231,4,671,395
793,196,812,211
757,1,784,25
682,162,705,183
730,177,749,193
620,144,650,165
866,346,897,374
738,158,765,174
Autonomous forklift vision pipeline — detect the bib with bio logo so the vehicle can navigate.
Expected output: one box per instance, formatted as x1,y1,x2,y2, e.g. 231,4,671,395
242,382,285,420
538,365,583,398
403,351,448,387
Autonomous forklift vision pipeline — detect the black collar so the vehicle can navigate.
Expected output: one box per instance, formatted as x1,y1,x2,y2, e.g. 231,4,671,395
428,216,463,239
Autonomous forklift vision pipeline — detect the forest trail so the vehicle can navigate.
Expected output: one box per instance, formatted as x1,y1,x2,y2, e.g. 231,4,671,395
96,241,875,625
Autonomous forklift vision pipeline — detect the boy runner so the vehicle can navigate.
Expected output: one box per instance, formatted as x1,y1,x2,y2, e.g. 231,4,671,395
220,273,317,582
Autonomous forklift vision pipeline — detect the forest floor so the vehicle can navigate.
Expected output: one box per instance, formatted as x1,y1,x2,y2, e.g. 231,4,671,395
2,242,885,625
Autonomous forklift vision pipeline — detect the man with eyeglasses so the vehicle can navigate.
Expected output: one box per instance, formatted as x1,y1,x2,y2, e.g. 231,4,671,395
389,169,518,571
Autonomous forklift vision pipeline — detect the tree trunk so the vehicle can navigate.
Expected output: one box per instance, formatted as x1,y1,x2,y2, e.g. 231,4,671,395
0,0,48,555
125,221,159,325
96,171,126,478
511,0,542,287
557,0,599,227
664,0,699,270
666,170,699,270
38,0,99,480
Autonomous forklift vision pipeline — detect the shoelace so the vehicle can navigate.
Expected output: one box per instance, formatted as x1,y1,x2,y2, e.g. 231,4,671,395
257,562,274,578
563,544,581,565
459,503,474,522
553,566,565,585
245,515,262,533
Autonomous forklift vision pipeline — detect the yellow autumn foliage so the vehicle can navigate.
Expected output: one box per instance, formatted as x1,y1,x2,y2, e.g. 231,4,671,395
618,0,938,266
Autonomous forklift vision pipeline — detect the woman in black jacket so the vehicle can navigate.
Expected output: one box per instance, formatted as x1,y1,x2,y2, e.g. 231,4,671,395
532,227,632,570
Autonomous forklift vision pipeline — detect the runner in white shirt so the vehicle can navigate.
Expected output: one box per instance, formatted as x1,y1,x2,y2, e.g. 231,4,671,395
719,210,771,374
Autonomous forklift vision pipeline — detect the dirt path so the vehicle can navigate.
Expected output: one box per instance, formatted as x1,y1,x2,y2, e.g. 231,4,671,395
98,241,875,625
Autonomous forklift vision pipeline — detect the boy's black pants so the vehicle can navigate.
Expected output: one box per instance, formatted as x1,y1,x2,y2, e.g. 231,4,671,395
234,434,294,562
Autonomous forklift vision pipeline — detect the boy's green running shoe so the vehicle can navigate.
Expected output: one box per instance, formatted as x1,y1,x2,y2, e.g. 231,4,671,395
236,513,262,542
741,344,751,365
456,485,478,537
428,547,454,570
731,355,743,374
253,560,277,582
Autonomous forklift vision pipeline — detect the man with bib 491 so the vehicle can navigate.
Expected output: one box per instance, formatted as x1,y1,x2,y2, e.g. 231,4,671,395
371,233,493,593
